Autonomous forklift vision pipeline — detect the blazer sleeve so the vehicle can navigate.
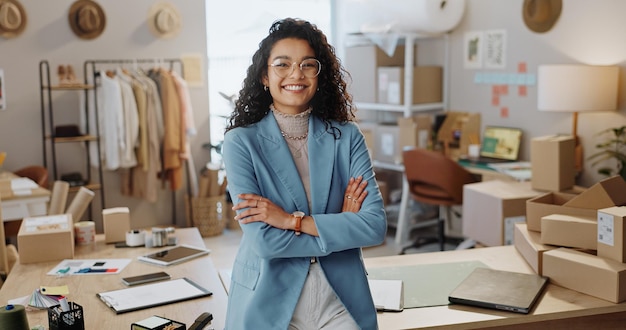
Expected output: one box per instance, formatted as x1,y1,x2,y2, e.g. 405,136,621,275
222,124,387,259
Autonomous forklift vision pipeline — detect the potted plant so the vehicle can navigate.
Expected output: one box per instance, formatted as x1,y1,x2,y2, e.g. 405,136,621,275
587,125,626,181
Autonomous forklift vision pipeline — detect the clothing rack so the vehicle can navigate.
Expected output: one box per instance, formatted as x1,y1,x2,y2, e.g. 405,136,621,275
83,58,190,225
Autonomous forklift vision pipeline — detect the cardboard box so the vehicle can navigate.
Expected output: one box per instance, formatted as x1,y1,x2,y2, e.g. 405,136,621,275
18,214,74,264
102,207,131,243
397,115,432,150
462,180,542,246
344,44,410,103
377,66,443,105
540,214,597,250
531,135,576,192
526,191,594,232
374,124,401,164
527,176,626,232
563,175,626,210
597,206,626,262
543,247,626,303
514,222,556,275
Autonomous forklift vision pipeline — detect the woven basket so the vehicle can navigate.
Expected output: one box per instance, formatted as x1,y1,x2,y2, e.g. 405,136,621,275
186,195,226,237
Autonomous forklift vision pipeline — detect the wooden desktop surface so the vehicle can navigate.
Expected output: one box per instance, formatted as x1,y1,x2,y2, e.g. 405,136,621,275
0,228,227,329
365,245,626,329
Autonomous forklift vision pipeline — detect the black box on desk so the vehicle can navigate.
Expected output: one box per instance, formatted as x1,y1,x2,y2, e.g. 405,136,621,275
131,315,186,330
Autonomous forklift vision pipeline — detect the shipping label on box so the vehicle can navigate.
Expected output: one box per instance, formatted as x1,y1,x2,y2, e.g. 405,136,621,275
374,124,401,164
598,206,626,263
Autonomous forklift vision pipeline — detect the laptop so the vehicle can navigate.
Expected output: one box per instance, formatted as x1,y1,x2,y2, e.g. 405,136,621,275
448,267,548,314
466,126,523,165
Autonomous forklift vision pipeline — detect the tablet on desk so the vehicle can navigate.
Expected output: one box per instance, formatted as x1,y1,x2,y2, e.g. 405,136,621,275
137,244,210,266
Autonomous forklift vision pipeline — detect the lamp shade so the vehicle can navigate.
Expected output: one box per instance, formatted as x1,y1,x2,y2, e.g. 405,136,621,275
537,65,619,112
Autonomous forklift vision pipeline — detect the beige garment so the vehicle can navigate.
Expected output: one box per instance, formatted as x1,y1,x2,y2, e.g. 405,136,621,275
129,73,162,202
159,69,184,191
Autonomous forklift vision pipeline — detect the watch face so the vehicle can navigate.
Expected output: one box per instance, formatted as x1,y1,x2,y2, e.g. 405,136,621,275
293,211,305,217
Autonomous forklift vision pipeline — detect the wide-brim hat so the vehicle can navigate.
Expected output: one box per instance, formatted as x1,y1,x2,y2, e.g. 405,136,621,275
522,0,562,33
0,0,27,39
148,2,181,39
68,0,106,40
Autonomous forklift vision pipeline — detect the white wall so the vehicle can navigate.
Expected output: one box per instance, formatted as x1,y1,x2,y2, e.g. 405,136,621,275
0,0,209,230
334,0,626,187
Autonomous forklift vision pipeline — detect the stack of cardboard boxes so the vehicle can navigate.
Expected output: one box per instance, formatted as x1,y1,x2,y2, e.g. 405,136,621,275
514,135,626,303
345,41,443,165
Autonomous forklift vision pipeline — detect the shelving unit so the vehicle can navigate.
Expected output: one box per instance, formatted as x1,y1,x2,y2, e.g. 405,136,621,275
351,32,450,118
345,32,450,250
39,60,105,219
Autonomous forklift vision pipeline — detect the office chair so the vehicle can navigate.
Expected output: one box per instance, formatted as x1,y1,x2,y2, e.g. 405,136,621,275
14,165,49,189
401,147,479,253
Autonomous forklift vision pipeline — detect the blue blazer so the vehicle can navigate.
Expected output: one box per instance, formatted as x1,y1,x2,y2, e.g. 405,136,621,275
222,113,387,330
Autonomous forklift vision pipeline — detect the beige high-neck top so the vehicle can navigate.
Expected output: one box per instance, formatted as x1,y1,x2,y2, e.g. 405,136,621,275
271,105,312,208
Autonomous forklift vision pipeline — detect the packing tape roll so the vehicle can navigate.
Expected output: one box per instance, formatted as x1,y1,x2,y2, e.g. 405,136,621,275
126,230,146,247
0,304,29,330
74,221,95,245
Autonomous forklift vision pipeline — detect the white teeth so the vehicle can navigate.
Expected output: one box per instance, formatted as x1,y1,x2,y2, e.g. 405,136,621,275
284,85,305,91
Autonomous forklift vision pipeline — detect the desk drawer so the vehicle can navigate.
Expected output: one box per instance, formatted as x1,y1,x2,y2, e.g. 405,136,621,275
1,197,49,221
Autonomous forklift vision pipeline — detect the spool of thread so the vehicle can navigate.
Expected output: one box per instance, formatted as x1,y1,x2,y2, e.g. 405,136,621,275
65,187,95,222
48,181,70,215
74,221,96,245
0,304,29,330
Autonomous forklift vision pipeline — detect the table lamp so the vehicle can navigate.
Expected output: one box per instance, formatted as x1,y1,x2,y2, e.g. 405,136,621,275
537,64,619,173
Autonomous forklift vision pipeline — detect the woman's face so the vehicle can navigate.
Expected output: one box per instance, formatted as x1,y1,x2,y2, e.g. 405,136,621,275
263,38,319,114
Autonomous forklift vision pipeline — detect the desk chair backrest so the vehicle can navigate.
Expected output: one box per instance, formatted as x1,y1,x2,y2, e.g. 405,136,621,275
403,148,478,206
14,165,49,189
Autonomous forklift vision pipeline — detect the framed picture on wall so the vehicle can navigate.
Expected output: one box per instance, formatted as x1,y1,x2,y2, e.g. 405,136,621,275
0,69,5,111
484,30,507,69
464,31,483,69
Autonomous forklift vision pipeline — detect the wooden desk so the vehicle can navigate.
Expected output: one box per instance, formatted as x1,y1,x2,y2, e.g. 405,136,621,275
365,245,626,329
0,228,228,329
372,160,515,250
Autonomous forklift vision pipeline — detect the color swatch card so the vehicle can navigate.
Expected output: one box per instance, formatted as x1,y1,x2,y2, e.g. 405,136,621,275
47,259,131,275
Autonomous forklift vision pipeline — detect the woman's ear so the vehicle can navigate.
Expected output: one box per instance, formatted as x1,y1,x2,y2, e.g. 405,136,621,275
261,75,268,87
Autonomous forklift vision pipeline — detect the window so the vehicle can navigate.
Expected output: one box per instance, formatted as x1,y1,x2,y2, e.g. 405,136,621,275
206,0,331,162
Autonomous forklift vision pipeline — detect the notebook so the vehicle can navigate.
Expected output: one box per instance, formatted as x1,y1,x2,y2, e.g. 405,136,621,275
448,267,548,314
472,126,523,164
137,244,210,266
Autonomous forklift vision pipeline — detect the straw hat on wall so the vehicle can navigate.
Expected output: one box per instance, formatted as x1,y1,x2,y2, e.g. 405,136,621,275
0,0,27,39
148,2,181,39
68,0,106,40
522,0,562,33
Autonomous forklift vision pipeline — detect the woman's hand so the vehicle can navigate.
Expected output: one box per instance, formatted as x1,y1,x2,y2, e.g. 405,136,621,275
232,194,292,229
342,176,368,213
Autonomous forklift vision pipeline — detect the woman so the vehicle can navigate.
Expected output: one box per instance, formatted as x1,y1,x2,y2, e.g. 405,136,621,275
222,18,387,329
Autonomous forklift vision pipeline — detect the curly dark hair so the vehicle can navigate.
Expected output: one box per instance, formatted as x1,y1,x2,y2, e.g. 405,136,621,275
225,18,354,137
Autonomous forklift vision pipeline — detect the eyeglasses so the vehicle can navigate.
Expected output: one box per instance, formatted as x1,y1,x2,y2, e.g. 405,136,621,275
269,58,321,78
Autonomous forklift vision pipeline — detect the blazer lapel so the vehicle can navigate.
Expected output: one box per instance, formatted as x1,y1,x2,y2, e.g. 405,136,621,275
257,114,310,213
308,117,334,214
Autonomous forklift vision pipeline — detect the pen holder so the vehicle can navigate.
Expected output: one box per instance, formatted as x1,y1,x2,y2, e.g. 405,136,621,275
48,302,85,330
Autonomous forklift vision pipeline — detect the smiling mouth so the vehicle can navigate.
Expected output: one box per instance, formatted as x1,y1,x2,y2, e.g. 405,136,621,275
283,85,306,91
